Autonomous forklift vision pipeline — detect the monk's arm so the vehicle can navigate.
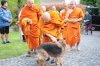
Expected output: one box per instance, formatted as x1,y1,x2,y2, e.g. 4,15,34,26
51,17,65,27
37,7,43,20
66,17,83,23
66,9,84,23
76,18,83,22
77,9,84,22
37,7,43,28
46,33,57,42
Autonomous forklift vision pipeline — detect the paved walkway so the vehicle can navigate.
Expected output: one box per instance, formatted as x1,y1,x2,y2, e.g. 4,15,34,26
0,31,100,66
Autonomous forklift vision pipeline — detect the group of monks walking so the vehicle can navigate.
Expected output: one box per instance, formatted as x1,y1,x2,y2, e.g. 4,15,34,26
19,0,84,55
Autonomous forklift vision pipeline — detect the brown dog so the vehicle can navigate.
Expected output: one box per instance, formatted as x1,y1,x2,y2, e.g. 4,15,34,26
30,39,67,66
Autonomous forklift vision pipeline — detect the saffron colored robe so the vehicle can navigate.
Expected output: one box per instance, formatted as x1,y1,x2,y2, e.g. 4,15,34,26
66,7,84,47
20,5,42,49
60,8,69,43
40,10,64,43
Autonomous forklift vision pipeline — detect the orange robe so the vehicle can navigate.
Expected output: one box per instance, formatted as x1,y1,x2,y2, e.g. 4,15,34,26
20,5,42,49
66,7,84,47
60,8,69,20
40,10,64,43
60,8,69,43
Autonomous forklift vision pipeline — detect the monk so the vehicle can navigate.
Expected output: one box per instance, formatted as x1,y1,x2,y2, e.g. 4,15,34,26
60,4,69,43
39,5,47,28
65,1,84,50
19,0,42,55
40,6,64,43
60,3,68,20
50,6,65,40
39,6,47,44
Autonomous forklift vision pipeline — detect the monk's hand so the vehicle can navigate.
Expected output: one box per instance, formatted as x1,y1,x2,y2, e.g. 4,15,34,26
50,36,58,43
71,18,83,23
8,19,12,23
68,19,78,23
16,21,19,24
27,19,32,24
66,19,76,23
72,19,77,23
65,18,70,22
46,33,57,43
64,23,67,27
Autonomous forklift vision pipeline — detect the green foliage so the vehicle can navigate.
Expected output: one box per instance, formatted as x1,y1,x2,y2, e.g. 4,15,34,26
96,0,100,15
81,0,96,6
18,0,26,9
34,0,41,4
8,0,18,23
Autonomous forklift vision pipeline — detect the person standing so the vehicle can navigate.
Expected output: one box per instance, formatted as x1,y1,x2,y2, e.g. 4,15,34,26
66,1,84,50
84,11,92,35
60,3,69,43
39,5,47,44
19,0,42,55
50,6,64,40
0,0,12,44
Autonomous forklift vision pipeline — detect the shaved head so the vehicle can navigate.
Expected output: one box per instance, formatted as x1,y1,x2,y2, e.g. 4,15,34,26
27,0,34,7
42,12,51,22
63,2,68,9
51,6,56,11
69,0,76,9
70,0,76,5
41,6,46,12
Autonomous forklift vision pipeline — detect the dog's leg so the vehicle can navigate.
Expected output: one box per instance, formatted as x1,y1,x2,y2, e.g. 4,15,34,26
60,57,64,66
60,62,64,66
55,57,64,66
56,61,63,66
55,58,60,66
56,61,64,66
37,60,45,66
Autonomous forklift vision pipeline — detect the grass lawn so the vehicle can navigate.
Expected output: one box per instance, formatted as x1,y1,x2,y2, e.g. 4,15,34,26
0,32,28,59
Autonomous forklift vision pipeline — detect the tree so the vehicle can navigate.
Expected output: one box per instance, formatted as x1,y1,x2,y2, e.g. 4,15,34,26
81,0,96,6
96,0,100,15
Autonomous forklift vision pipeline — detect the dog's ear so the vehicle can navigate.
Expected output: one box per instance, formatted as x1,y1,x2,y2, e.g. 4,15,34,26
57,39,65,43
57,39,66,47
57,38,66,42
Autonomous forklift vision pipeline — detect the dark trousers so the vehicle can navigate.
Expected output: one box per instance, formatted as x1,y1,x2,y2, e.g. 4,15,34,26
85,23,92,34
0,26,9,34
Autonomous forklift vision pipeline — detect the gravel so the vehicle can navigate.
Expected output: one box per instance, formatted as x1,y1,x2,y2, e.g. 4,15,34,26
0,31,100,66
